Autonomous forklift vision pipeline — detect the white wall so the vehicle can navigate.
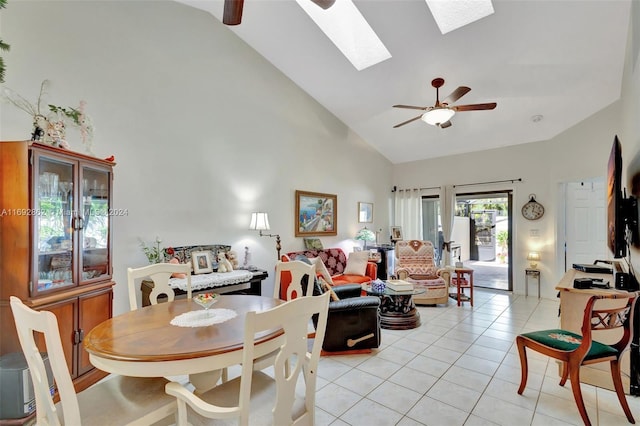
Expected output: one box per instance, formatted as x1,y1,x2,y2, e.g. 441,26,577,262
0,1,392,314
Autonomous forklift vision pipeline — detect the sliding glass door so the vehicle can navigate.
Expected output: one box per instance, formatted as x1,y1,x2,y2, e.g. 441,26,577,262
421,191,512,291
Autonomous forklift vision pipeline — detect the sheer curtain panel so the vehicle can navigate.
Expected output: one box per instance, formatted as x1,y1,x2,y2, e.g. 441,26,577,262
394,189,424,240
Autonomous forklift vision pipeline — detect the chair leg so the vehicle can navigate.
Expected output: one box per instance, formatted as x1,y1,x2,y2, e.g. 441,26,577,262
560,361,569,386
610,359,636,424
516,337,528,394
568,363,591,426
176,399,189,426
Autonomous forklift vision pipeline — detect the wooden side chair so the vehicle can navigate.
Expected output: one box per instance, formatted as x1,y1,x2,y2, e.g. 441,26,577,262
9,296,176,425
127,262,192,311
165,291,331,426
516,293,636,426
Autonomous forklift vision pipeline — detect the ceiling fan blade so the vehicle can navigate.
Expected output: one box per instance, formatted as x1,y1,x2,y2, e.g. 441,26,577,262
223,0,244,25
442,86,471,105
310,0,336,9
393,104,429,111
393,114,423,128
453,102,497,111
439,120,453,129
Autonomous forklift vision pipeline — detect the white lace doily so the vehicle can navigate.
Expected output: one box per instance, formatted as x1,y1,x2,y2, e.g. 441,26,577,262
170,308,237,328
169,270,254,291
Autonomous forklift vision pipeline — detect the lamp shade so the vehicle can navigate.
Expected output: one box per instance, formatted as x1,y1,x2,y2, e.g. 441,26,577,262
249,212,270,231
527,252,540,262
422,108,455,126
355,227,376,242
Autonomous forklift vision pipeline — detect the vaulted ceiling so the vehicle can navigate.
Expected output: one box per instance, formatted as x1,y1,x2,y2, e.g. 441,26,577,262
176,0,632,164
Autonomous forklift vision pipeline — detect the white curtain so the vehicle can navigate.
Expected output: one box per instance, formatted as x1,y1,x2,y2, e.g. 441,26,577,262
439,185,456,266
393,189,423,240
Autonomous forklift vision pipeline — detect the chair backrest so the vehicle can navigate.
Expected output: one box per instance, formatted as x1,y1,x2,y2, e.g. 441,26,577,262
395,240,439,276
580,294,636,355
10,296,81,425
127,262,192,310
241,291,330,425
273,260,316,300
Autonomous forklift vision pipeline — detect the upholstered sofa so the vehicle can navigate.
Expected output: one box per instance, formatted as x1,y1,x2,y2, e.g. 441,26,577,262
394,240,451,305
285,247,377,286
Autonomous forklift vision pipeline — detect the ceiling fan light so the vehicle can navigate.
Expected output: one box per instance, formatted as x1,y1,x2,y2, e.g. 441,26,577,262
422,108,455,126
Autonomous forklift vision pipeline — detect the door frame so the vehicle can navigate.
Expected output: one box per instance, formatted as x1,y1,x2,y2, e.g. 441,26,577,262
454,190,513,291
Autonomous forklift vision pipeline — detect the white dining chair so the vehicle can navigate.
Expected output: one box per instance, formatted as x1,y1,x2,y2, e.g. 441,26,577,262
9,296,177,426
165,291,330,426
127,262,192,311
127,263,229,386
272,259,317,300
252,259,319,373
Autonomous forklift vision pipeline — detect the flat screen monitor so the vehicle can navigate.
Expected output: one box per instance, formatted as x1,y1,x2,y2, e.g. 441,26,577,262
607,135,626,258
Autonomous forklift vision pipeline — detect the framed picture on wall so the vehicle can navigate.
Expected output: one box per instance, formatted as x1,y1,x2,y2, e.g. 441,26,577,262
358,202,373,223
390,226,403,242
191,251,212,274
295,190,337,237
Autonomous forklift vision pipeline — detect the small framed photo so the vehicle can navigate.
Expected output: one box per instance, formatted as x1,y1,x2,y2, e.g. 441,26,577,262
358,202,373,223
390,226,403,242
191,251,212,274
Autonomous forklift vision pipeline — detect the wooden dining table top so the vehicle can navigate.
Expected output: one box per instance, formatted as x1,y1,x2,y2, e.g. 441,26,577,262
84,295,284,363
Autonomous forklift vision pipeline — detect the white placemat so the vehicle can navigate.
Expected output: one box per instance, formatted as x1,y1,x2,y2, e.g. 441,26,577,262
170,308,237,327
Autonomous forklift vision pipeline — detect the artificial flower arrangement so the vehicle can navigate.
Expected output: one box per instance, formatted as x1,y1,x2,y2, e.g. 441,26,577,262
1,80,94,154
139,236,163,264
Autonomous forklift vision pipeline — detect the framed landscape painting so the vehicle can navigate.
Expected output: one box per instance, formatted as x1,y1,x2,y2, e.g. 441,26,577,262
295,190,337,237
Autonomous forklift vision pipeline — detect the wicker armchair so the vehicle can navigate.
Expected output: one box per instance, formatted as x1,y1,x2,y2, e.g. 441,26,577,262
394,240,450,305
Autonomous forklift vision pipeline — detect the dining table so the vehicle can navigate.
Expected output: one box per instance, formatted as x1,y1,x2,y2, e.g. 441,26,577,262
83,294,285,391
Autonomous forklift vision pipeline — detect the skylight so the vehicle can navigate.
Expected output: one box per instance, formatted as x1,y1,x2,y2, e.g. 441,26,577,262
295,0,391,71
426,0,494,34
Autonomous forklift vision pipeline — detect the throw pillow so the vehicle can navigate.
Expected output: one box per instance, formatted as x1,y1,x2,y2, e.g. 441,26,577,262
343,251,369,276
310,256,334,285
169,258,187,279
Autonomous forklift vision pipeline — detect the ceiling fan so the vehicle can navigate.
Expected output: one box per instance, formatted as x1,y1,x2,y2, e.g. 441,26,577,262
223,0,335,25
393,78,497,129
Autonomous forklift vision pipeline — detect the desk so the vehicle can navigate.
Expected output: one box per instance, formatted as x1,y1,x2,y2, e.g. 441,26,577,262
84,295,284,390
449,267,473,306
556,269,639,395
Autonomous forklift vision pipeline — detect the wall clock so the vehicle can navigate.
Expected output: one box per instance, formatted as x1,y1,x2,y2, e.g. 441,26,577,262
522,194,544,220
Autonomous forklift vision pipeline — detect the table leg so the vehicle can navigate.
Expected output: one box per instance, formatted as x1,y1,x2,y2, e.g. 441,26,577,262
189,370,223,393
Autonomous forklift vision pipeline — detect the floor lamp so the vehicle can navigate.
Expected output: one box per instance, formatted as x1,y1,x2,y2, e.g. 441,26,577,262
249,212,281,260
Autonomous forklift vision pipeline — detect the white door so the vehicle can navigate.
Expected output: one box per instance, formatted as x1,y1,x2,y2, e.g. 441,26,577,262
565,179,607,269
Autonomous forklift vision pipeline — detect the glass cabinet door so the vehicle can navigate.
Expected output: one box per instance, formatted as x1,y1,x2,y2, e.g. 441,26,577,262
79,165,111,282
34,156,75,294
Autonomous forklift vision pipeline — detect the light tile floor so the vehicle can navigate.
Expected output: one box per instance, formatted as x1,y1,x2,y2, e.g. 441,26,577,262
169,288,640,425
